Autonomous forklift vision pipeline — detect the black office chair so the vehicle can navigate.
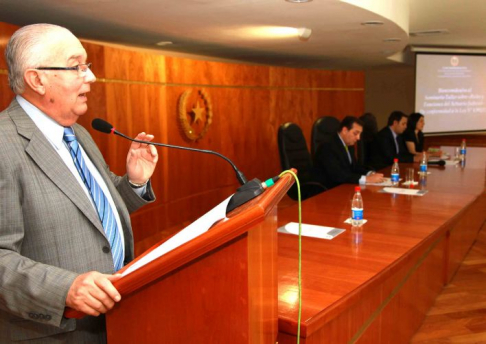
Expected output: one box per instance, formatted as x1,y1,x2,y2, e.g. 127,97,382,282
310,116,340,160
358,113,378,166
278,122,326,200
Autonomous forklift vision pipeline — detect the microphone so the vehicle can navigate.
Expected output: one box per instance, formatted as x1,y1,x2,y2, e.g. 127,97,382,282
91,118,264,213
92,118,248,185
427,160,446,166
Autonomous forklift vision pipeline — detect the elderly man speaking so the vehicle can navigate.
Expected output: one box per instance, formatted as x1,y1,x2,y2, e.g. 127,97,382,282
0,23,158,343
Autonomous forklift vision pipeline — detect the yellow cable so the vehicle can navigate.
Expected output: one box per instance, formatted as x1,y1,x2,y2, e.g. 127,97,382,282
279,170,302,344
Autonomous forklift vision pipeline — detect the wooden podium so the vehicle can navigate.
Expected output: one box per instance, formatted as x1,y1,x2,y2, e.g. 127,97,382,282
67,173,293,343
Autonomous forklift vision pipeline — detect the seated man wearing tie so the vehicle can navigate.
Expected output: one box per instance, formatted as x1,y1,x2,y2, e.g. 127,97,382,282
370,111,417,170
0,24,158,343
314,116,384,190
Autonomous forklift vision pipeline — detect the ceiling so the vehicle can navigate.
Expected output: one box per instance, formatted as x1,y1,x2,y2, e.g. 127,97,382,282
1,0,485,70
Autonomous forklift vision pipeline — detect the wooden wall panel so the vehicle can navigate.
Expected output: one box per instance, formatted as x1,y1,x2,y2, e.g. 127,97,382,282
0,22,17,69
0,75,12,106
0,23,16,108
269,67,364,89
0,21,364,254
99,45,166,83
166,56,269,86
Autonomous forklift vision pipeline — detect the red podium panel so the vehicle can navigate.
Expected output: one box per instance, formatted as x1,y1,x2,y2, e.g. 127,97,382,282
65,173,293,343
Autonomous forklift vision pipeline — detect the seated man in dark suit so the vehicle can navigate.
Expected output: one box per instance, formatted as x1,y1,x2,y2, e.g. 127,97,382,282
370,111,417,170
315,116,384,190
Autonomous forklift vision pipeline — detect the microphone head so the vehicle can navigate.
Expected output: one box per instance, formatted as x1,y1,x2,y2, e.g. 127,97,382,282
428,159,446,166
92,118,114,134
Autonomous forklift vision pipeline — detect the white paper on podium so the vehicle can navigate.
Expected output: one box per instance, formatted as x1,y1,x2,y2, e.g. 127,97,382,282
122,195,233,276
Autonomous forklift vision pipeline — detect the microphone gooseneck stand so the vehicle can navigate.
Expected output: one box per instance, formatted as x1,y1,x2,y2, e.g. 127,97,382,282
91,118,265,214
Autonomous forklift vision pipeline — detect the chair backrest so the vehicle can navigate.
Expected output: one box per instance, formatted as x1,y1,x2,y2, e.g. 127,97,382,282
311,116,340,158
358,113,378,165
359,113,378,143
278,122,313,182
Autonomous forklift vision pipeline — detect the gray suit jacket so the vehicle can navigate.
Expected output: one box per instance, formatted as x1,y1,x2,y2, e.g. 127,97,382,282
0,99,155,343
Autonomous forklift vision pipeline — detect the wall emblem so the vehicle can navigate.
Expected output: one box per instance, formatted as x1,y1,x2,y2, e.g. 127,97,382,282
178,89,213,141
450,55,459,67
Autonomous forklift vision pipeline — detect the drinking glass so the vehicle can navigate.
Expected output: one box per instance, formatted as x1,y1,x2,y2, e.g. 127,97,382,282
405,168,415,188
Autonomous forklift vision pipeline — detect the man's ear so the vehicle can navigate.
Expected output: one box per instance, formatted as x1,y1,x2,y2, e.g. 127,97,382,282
24,69,46,96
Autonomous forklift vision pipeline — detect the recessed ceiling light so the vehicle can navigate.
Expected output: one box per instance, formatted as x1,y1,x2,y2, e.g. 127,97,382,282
244,26,299,38
361,21,384,27
155,41,173,46
297,27,312,40
285,0,313,3
410,29,449,37
383,38,401,43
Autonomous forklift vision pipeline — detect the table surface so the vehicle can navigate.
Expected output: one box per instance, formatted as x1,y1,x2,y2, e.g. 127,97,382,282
277,146,486,336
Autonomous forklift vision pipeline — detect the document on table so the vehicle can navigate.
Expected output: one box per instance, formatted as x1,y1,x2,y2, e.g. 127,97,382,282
382,187,428,196
366,177,395,186
122,195,233,276
401,181,418,187
278,222,345,240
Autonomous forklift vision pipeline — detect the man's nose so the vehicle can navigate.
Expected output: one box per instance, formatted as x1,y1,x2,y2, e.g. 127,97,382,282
84,68,96,83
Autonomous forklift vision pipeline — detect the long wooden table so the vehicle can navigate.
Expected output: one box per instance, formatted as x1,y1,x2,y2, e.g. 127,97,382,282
277,147,486,343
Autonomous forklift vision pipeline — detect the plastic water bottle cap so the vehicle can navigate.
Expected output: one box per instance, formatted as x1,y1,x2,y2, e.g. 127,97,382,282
355,186,361,192
394,158,398,163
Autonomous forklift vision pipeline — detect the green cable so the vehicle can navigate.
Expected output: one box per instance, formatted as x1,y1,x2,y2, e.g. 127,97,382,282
279,170,302,344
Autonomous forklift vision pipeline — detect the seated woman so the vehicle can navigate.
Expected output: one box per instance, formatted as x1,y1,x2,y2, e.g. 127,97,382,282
403,112,425,156
403,112,440,158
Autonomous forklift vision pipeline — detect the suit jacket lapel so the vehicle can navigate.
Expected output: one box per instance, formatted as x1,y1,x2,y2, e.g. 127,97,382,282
8,100,105,235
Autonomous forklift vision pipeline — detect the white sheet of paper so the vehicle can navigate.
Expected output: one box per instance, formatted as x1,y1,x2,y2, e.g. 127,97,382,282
278,222,345,240
366,177,394,186
382,187,427,196
122,195,233,276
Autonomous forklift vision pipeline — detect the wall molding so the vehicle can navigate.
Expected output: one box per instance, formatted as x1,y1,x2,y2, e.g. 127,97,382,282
0,69,363,91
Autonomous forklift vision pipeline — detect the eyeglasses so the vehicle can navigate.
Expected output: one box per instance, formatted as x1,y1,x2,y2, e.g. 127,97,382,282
36,63,92,78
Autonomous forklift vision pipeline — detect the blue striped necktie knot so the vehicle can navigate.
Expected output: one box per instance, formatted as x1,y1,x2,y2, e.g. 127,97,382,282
63,127,124,271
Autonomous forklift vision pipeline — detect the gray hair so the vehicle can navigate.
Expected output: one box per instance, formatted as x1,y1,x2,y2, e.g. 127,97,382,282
5,23,72,94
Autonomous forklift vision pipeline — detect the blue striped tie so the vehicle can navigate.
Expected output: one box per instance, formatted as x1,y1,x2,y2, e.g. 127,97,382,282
63,127,124,271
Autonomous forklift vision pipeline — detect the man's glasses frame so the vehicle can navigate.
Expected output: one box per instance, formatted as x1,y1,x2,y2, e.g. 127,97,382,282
35,63,92,77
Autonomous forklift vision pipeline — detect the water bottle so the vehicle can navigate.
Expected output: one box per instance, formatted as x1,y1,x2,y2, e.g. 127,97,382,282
351,186,364,226
391,158,400,186
419,173,427,191
420,152,428,173
460,139,467,162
